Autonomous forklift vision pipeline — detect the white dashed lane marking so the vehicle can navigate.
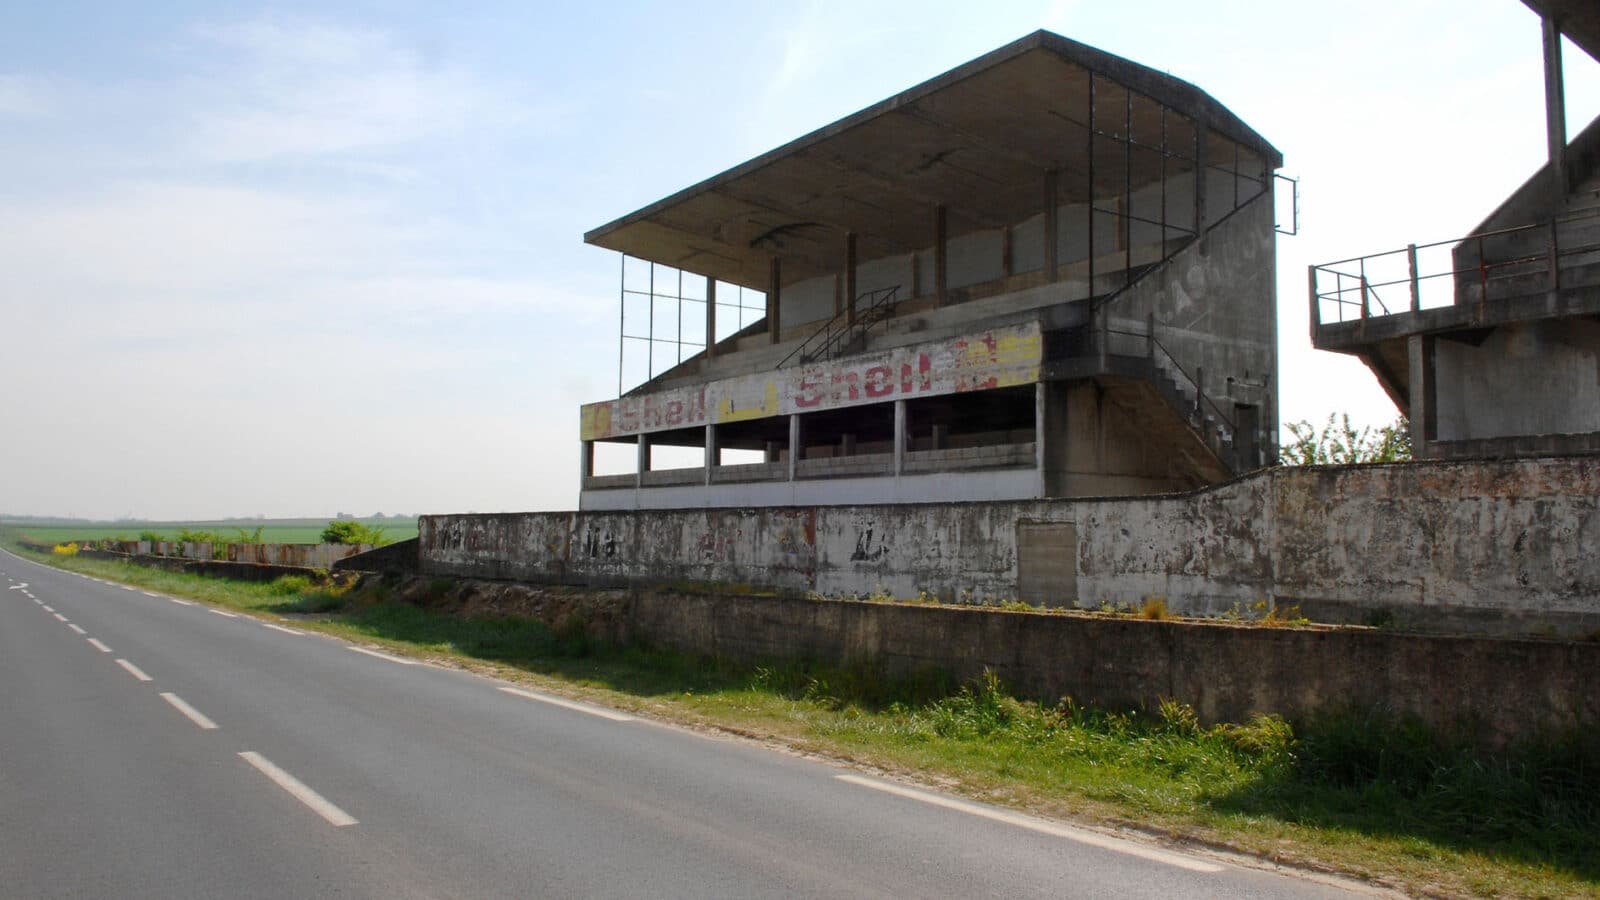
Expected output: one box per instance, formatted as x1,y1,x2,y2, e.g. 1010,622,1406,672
115,659,153,682
160,693,219,730
237,752,357,827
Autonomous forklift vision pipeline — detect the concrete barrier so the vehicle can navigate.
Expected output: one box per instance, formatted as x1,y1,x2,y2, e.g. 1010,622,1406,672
420,456,1600,637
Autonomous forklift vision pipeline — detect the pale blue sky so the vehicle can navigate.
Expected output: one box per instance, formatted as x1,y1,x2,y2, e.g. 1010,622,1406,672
2,1,1596,519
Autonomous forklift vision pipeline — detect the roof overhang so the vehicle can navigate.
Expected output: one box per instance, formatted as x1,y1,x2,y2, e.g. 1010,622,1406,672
585,30,1281,291
1524,0,1600,63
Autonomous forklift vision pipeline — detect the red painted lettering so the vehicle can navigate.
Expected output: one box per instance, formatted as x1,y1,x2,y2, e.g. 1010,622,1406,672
864,366,893,398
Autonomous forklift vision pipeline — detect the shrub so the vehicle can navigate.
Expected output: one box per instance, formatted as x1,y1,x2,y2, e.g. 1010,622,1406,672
319,520,389,546
52,542,79,556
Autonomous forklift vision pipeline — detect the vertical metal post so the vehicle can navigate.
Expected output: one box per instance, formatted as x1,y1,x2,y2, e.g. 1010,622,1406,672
1124,86,1133,287
1160,105,1168,257
705,277,717,359
635,434,649,489
845,231,858,326
647,261,656,378
617,253,626,395
1044,169,1059,283
1407,244,1421,312
768,257,782,345
1087,72,1096,299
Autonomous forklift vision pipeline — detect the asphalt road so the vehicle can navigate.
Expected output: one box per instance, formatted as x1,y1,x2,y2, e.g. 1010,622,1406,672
0,548,1373,899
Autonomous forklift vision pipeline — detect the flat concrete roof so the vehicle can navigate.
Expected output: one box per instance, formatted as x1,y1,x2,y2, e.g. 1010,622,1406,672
1524,0,1600,63
585,30,1281,291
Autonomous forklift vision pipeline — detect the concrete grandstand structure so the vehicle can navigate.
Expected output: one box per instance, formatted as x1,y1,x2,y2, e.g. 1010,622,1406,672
577,31,1285,511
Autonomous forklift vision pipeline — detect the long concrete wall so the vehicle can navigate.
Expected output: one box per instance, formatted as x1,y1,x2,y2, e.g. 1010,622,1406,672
421,456,1600,637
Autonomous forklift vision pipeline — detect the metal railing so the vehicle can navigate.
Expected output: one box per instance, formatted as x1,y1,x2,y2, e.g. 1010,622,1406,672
1104,324,1237,439
1309,204,1600,327
777,285,900,368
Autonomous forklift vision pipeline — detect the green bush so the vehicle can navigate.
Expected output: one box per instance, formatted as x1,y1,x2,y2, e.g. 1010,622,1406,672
319,520,389,546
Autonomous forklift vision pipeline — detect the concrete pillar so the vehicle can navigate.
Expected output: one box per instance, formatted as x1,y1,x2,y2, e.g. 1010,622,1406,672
704,424,717,485
845,231,858,326
840,433,856,457
635,434,650,489
767,257,782,345
764,440,782,463
1044,169,1059,283
704,277,717,360
580,441,594,480
893,400,907,476
933,204,948,307
787,414,801,481
1034,383,1046,493
1407,334,1436,457
931,423,947,451
1543,14,1569,202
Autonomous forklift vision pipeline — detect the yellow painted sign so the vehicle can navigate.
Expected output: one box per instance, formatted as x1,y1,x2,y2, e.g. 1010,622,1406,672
579,321,1042,441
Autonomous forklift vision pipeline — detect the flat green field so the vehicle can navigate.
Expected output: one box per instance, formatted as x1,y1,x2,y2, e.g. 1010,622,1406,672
8,518,419,545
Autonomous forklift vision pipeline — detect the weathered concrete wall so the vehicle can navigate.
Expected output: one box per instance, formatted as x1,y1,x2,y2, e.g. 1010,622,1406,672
1433,319,1600,442
416,578,1600,748
423,456,1600,637
99,540,373,569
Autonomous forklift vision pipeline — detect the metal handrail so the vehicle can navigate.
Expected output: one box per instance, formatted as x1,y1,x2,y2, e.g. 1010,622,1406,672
1103,325,1237,435
1309,204,1600,327
776,285,900,368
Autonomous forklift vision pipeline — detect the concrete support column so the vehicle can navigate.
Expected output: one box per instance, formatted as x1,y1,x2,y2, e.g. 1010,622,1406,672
635,434,650,489
840,433,856,457
704,277,717,360
1034,383,1046,495
767,257,782,345
893,400,907,476
933,204,948,307
787,414,801,481
704,424,717,485
580,441,594,480
1043,169,1059,283
931,423,947,451
845,231,858,326
764,440,782,463
1407,334,1436,458
1543,14,1569,202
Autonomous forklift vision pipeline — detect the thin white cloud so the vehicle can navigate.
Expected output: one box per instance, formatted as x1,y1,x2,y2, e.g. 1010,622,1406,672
179,18,548,163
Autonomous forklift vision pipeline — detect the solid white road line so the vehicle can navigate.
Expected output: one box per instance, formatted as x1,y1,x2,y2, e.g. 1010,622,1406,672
347,647,416,666
237,752,358,827
261,623,303,636
498,686,635,722
52,613,68,622
168,597,195,606
834,775,1225,874
160,693,219,730
115,659,153,682
208,609,239,618
87,638,112,653
67,624,86,635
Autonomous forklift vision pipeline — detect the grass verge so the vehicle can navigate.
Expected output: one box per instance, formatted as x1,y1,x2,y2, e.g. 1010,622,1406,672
9,540,1598,899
